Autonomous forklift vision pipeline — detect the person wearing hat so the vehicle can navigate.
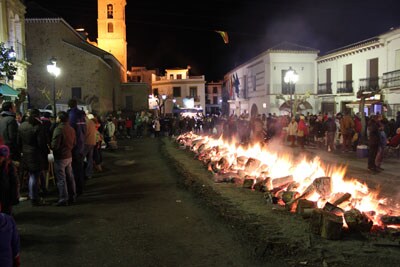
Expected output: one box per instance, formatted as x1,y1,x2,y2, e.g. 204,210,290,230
0,145,19,214
17,109,49,206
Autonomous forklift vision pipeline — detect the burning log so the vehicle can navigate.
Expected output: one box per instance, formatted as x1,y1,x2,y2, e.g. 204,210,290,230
210,157,230,173
322,202,344,216
313,177,331,198
282,191,299,204
243,177,255,188
236,156,248,169
264,191,279,204
331,193,352,206
244,158,262,174
310,209,343,240
271,175,294,189
253,177,270,192
380,215,400,226
344,209,373,232
213,172,240,183
296,199,317,218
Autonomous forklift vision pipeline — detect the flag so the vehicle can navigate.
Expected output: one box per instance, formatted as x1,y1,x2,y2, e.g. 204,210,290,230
215,30,229,44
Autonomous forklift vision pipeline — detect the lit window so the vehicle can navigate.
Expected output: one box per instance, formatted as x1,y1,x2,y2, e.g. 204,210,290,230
108,22,113,33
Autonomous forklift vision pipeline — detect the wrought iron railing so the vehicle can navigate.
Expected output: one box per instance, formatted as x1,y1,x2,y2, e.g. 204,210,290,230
359,77,380,91
382,70,400,88
317,83,332,94
337,80,353,93
5,41,25,61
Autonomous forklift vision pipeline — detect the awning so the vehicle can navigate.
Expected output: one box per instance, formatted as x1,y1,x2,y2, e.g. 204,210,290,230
346,100,381,108
0,83,19,97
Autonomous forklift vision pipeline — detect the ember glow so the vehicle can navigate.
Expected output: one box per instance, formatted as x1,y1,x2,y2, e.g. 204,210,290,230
177,132,400,228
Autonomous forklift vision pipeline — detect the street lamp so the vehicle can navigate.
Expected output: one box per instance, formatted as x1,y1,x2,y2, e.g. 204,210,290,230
284,67,299,117
46,57,61,116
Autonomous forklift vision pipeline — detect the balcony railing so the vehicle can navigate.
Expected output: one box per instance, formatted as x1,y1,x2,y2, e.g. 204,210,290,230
317,83,332,94
337,80,353,93
382,70,400,89
359,77,380,92
5,41,26,61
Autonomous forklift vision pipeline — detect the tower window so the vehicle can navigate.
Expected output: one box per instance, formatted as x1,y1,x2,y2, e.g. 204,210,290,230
107,4,113,19
108,22,113,33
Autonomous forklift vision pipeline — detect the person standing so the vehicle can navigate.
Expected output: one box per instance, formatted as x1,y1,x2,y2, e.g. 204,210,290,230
67,99,86,196
0,145,19,215
375,115,387,171
287,117,298,147
17,109,49,206
153,117,161,137
0,102,20,162
297,116,307,149
83,114,96,180
367,115,380,173
51,111,76,206
340,111,355,152
0,208,20,267
324,116,337,152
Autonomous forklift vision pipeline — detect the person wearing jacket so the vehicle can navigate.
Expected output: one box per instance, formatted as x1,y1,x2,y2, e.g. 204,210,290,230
67,99,87,196
287,117,298,147
0,208,20,267
0,102,20,161
0,145,19,215
340,111,355,152
17,109,48,206
51,111,76,206
367,115,380,173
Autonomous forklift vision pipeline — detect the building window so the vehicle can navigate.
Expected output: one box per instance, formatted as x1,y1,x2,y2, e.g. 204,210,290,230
213,87,218,94
213,96,218,104
107,4,113,19
177,74,182,79
71,87,81,100
169,74,174,79
253,76,256,91
153,88,159,96
173,87,181,97
108,22,113,33
189,87,197,97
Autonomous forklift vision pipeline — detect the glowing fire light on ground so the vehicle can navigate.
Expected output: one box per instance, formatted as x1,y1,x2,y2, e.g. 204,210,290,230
177,132,400,228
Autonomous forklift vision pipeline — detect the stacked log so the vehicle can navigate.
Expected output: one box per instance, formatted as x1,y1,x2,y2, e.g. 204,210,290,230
344,209,373,232
310,209,343,240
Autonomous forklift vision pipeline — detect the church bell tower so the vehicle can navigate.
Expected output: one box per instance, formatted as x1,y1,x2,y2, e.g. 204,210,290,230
97,0,127,75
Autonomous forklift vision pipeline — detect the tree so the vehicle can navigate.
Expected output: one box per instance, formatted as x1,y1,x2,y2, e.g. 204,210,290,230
276,91,311,115
0,42,17,81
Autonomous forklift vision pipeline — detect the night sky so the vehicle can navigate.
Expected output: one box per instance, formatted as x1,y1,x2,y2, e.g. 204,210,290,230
27,0,400,80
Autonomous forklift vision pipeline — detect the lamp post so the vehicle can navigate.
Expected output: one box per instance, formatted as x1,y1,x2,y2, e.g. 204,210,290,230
284,67,299,117
46,57,61,116
161,94,167,116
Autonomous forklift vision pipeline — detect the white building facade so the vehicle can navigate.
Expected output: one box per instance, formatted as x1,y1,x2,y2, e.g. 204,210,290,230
224,42,318,117
317,28,400,117
151,67,206,116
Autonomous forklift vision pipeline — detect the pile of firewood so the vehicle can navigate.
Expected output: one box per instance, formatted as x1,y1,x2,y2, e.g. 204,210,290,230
176,133,400,240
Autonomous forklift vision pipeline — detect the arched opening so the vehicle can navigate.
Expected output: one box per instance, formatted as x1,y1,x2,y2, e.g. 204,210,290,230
250,103,258,118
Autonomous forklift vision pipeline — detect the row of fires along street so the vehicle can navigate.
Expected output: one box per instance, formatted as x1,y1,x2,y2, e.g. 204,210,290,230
176,132,400,240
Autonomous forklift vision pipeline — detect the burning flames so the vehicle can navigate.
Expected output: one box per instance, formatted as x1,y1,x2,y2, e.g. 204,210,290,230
177,132,400,229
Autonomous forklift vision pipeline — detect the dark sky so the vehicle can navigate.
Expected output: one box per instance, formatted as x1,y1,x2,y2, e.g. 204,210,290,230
27,0,400,80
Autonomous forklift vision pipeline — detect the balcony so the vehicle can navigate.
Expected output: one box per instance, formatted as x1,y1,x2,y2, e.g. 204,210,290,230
317,83,332,94
337,80,353,93
359,77,380,92
382,70,400,89
187,95,200,102
5,41,26,61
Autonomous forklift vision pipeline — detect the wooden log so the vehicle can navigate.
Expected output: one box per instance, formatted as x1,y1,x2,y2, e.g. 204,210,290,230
313,177,331,198
236,156,248,168
321,211,343,240
322,202,344,216
282,191,299,204
213,172,239,183
244,158,262,174
253,178,269,192
264,191,279,204
287,182,300,192
310,209,344,240
271,175,294,188
331,193,352,206
344,209,373,232
296,199,317,216
380,215,400,226
242,177,255,188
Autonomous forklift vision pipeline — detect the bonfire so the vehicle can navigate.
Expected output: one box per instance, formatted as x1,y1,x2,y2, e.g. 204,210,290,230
177,132,400,240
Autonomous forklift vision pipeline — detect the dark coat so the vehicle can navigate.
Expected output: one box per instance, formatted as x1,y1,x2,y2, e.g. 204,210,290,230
0,112,20,161
68,107,86,155
18,118,49,172
51,122,76,160
368,120,380,146
0,160,19,214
